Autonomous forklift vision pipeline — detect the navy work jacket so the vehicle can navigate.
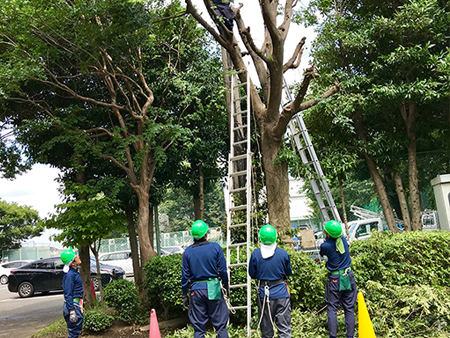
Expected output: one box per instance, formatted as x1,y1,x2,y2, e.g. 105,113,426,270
248,247,292,300
181,240,228,295
320,236,352,272
63,267,84,312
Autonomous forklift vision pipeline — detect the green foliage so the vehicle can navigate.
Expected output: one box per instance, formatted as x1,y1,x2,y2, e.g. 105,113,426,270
0,199,43,258
350,230,450,287
103,279,140,324
158,180,227,232
163,324,248,338
143,253,184,319
287,248,327,311
364,281,450,337
83,309,115,332
46,181,126,248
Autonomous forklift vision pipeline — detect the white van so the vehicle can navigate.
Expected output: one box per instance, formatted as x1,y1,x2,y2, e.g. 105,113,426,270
347,218,383,243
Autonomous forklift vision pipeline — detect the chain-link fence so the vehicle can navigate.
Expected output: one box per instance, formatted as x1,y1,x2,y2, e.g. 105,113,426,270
1,246,61,262
97,227,225,254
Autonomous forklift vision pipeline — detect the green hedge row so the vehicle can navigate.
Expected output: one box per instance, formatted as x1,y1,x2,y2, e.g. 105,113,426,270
143,231,450,337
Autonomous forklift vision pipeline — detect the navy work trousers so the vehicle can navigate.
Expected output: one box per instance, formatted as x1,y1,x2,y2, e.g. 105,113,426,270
189,289,229,338
258,297,291,338
63,303,83,338
213,3,234,39
325,270,357,338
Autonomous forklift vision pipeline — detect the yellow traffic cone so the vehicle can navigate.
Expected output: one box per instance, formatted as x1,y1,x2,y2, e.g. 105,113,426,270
358,292,376,338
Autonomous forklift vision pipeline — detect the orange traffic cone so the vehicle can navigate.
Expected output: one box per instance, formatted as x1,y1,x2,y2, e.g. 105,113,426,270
358,292,376,338
149,309,161,338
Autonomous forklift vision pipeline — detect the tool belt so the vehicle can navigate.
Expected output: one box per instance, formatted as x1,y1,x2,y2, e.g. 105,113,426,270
64,297,81,303
328,267,351,275
192,278,221,300
259,279,284,287
328,267,352,292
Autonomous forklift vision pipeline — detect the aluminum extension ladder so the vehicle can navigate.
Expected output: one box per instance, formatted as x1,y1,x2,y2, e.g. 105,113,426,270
281,77,342,223
226,69,252,337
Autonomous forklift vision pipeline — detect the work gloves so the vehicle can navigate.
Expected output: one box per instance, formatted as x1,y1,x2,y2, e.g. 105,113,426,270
69,311,78,323
182,294,190,310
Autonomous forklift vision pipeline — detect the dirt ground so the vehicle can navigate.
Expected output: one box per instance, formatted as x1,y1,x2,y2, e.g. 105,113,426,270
80,319,190,338
31,317,189,338
81,322,152,338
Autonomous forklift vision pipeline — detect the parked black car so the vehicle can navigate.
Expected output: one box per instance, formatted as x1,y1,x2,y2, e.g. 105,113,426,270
8,256,125,298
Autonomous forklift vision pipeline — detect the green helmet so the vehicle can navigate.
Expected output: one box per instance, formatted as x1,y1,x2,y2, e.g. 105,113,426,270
259,224,277,245
324,220,343,238
61,247,77,265
191,220,209,239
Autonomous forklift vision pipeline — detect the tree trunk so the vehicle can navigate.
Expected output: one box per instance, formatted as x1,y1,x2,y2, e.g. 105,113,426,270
401,101,422,230
91,246,104,301
126,207,143,290
193,168,205,220
78,245,95,308
148,205,154,251
364,155,399,233
393,170,411,231
338,177,349,238
260,129,291,233
135,188,157,266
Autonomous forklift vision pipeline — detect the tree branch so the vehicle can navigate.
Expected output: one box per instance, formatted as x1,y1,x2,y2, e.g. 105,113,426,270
283,37,306,72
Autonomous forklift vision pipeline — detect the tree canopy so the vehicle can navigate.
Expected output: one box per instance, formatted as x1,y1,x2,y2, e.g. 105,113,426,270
0,199,43,257
297,0,450,230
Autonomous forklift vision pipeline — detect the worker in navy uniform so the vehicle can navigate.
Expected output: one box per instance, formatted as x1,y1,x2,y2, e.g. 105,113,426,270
320,220,357,338
181,220,230,338
249,224,292,338
212,0,234,40
61,247,84,338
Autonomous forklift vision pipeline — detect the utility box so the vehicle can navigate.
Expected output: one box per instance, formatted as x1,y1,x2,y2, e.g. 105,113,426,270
431,174,450,231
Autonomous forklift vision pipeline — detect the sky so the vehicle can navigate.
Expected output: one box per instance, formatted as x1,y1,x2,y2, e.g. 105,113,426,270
0,0,317,249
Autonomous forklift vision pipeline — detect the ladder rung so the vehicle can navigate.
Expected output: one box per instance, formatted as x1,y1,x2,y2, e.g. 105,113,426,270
230,283,248,289
230,205,247,212
233,125,247,132
230,170,247,178
231,154,248,161
233,305,250,310
230,222,247,228
230,187,247,193
229,242,248,247
229,262,247,268
233,139,248,146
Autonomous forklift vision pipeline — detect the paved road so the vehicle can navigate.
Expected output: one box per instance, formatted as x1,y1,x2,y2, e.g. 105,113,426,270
0,284,63,338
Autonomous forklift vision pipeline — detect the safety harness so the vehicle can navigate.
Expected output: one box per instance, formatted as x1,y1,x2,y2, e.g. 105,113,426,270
255,279,286,338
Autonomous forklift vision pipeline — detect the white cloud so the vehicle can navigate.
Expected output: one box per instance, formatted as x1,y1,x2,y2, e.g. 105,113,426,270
0,164,63,247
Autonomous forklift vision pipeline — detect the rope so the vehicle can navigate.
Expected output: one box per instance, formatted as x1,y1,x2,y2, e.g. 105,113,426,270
255,283,276,338
221,283,236,314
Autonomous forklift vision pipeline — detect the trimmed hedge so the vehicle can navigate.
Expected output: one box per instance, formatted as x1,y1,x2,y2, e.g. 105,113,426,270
350,230,450,287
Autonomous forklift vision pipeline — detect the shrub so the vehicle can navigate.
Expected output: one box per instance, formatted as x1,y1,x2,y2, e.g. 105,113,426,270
143,253,184,319
83,309,115,332
363,281,450,337
104,279,139,323
350,230,450,287
287,248,327,311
